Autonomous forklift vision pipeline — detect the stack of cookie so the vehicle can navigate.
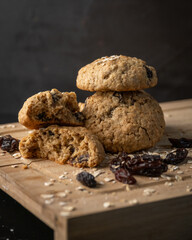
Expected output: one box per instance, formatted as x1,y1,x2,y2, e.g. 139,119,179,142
18,89,105,167
76,55,165,153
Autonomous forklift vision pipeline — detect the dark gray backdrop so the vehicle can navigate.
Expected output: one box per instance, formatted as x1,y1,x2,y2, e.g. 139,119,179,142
0,0,192,123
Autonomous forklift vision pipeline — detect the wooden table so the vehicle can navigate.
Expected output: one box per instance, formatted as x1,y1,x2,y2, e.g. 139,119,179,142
0,99,192,240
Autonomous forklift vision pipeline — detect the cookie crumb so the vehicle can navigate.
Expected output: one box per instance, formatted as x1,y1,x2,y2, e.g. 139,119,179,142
22,165,28,170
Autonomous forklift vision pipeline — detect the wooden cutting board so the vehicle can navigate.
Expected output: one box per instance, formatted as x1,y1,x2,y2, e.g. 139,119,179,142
0,99,192,240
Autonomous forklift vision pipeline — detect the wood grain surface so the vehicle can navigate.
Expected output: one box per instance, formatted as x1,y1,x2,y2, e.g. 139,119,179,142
0,99,192,240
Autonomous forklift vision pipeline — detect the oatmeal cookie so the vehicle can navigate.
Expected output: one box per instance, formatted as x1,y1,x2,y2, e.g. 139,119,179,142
19,125,105,168
82,91,165,153
18,89,84,129
76,55,158,91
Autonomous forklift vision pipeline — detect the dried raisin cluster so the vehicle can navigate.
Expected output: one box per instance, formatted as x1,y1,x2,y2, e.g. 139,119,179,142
0,135,20,152
110,152,168,185
110,147,188,185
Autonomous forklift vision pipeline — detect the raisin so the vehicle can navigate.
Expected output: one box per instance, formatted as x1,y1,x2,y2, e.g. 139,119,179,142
114,168,136,185
77,154,89,163
48,130,54,136
69,145,75,154
76,171,97,188
51,92,61,104
0,135,20,152
36,112,51,121
73,112,84,122
164,148,188,165
144,65,153,79
169,138,192,148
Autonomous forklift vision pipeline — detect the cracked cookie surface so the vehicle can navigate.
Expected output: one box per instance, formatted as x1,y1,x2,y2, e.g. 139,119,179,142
82,91,165,153
19,125,105,168
76,55,158,91
18,89,84,129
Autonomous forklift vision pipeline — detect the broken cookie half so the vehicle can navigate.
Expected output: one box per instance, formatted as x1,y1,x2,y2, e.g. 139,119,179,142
18,89,84,129
19,125,105,168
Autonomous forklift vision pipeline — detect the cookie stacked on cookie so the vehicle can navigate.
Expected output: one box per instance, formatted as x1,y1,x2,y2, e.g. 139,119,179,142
18,89,105,167
77,55,165,153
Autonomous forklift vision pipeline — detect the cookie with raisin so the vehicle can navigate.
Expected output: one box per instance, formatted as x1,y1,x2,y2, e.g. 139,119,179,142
18,89,84,129
19,125,105,168
76,55,158,91
82,90,165,153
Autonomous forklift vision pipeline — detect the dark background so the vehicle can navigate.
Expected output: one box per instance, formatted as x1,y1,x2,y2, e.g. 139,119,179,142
0,0,192,124
0,0,192,239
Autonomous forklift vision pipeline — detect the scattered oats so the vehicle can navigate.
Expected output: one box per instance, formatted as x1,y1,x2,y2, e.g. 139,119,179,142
56,192,67,198
177,170,184,174
164,113,172,118
143,188,156,196
128,199,139,205
103,202,114,208
175,175,183,181
76,186,85,191
44,182,54,187
65,189,72,194
93,169,105,178
59,175,68,180
161,174,172,181
164,182,173,187
104,177,114,182
22,165,28,169
186,186,192,192
152,177,159,181
169,165,179,172
62,206,75,212
40,194,54,199
0,152,5,156
49,178,56,183
12,153,21,159
99,181,104,185
7,124,16,128
60,211,70,217
112,180,116,184
126,185,130,191
0,125,5,129
189,166,192,169
59,201,67,206
11,165,18,168
45,198,54,205
187,160,192,164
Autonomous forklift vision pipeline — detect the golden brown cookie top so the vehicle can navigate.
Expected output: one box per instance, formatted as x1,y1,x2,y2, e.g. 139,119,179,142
18,89,84,129
76,55,158,91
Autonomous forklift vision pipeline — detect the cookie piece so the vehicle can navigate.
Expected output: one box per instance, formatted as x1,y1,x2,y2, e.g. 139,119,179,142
82,91,165,153
18,89,84,129
19,125,105,168
76,55,158,91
